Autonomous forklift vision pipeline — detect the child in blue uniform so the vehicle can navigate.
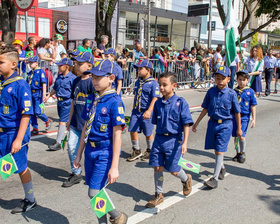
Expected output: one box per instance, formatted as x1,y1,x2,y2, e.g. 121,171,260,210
73,59,127,224
192,66,242,189
103,48,123,95
232,70,257,163
62,52,94,187
146,72,193,208
26,55,52,135
45,58,76,151
127,60,160,162
0,46,36,213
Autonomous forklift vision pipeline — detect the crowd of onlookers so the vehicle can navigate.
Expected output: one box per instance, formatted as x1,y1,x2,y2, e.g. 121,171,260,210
1,34,280,96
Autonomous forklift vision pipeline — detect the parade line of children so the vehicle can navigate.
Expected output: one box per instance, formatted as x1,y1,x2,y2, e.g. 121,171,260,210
0,45,257,224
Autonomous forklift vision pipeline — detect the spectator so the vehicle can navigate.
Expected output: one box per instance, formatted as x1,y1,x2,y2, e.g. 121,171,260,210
97,35,109,54
133,42,146,64
213,45,222,71
24,36,37,56
151,48,166,75
77,38,92,54
178,48,189,60
12,39,27,76
92,46,102,60
118,48,134,91
189,47,197,80
0,41,5,48
54,34,66,62
37,38,56,67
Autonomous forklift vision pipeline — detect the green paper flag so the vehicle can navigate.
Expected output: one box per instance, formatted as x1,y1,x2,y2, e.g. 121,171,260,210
39,103,45,114
178,157,200,174
61,134,68,149
124,116,131,127
90,188,115,218
0,153,18,180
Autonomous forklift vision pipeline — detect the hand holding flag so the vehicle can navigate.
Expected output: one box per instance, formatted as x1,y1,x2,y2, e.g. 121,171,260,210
0,153,18,180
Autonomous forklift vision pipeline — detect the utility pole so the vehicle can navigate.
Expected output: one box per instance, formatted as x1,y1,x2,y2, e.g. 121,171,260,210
147,0,151,57
208,0,212,48
25,11,29,41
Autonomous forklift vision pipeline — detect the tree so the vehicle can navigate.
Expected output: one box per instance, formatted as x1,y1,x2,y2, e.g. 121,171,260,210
95,0,118,46
0,0,18,44
271,28,280,35
216,0,280,44
250,32,259,46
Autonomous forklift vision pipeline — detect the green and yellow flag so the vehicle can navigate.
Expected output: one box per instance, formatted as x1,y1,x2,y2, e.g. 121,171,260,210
0,153,18,180
39,103,45,114
178,157,200,174
90,188,115,218
61,134,68,149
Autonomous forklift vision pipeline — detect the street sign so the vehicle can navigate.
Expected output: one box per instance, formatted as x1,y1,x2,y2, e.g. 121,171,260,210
207,21,216,31
14,0,34,12
188,4,209,17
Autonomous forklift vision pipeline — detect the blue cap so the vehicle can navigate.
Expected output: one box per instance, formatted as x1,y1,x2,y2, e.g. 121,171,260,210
27,55,40,63
236,69,249,75
72,51,94,65
84,59,116,77
134,60,153,69
69,49,80,56
103,48,117,57
213,66,231,77
56,58,74,66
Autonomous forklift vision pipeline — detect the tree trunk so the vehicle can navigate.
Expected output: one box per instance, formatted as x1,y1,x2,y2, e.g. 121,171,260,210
0,0,18,44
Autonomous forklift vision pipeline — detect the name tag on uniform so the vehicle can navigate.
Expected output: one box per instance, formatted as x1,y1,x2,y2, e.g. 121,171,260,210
245,102,249,106
218,119,222,124
3,106,9,114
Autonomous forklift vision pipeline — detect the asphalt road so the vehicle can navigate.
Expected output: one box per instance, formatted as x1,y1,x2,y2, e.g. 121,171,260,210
0,86,279,224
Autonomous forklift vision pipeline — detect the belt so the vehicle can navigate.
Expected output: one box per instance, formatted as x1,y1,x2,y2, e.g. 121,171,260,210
0,127,19,132
210,118,231,124
156,133,179,137
58,97,64,101
265,68,274,70
89,140,112,148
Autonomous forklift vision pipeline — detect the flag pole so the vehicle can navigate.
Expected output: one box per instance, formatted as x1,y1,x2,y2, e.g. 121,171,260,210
238,38,245,69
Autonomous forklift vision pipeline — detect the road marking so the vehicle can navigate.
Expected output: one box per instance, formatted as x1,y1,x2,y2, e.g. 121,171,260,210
127,173,229,224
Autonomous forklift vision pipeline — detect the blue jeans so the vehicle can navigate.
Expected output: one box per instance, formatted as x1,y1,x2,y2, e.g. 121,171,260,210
67,127,82,175
228,66,236,89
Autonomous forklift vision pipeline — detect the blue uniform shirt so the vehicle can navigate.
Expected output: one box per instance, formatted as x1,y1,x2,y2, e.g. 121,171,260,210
152,94,193,135
202,86,241,120
133,76,160,111
112,62,123,90
82,92,125,142
53,71,76,99
246,57,264,73
264,55,277,69
70,77,95,132
277,58,280,68
27,68,47,90
234,87,257,116
0,72,33,128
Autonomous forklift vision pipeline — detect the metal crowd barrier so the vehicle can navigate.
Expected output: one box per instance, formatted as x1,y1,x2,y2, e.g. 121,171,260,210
20,59,214,95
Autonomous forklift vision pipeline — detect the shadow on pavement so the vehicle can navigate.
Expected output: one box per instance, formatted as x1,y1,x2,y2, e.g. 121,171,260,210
0,198,69,224
258,195,280,215
28,160,70,182
200,162,280,191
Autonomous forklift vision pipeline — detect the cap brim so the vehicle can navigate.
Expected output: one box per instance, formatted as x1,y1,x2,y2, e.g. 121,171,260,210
84,69,111,76
72,56,87,62
213,71,228,77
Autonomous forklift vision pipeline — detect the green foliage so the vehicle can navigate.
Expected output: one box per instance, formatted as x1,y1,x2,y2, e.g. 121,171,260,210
255,0,280,19
251,33,260,47
271,28,280,35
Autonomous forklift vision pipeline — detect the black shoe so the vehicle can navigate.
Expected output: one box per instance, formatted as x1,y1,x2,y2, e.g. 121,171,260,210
48,142,61,151
204,177,218,189
31,129,39,136
238,152,246,163
62,173,82,188
274,90,278,94
127,149,142,162
232,153,240,162
11,199,37,214
218,168,226,180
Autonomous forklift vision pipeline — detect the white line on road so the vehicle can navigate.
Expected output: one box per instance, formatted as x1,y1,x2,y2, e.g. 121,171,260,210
30,131,58,140
127,173,229,224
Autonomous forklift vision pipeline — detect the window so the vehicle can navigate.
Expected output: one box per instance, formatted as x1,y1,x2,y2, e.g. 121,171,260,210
20,16,35,33
38,17,50,38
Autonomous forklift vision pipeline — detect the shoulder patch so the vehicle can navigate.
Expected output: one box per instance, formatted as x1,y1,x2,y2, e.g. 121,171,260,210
24,101,31,107
118,107,124,114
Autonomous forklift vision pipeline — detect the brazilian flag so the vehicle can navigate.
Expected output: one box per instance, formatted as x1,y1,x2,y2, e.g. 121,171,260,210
90,188,115,218
0,153,18,180
178,157,200,174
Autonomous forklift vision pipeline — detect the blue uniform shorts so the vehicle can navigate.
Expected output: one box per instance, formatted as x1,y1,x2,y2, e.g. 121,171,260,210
0,128,30,174
84,145,112,190
232,116,250,137
149,134,182,172
57,99,72,122
205,119,233,152
128,110,154,136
